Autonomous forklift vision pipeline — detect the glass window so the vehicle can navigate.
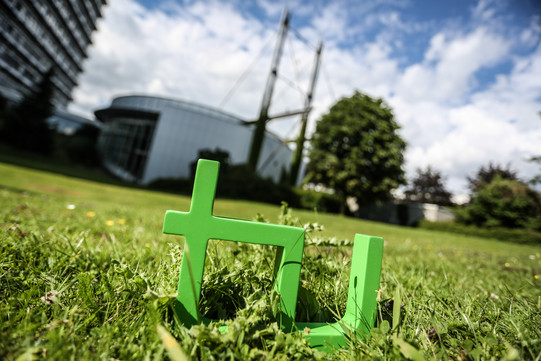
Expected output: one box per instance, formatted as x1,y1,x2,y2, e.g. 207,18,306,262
102,117,158,182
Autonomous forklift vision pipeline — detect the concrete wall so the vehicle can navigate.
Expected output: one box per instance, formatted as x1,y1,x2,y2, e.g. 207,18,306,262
356,202,455,226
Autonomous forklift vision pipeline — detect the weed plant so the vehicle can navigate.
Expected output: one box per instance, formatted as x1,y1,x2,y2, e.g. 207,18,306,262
1,163,540,360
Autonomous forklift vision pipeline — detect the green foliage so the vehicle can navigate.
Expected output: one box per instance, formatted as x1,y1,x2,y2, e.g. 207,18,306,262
0,143,122,187
150,148,295,205
467,162,518,193
405,166,452,206
189,148,231,176
0,70,55,155
150,171,343,214
529,156,541,185
419,220,541,245
192,150,297,205
60,124,101,167
307,91,406,209
0,200,167,360
456,177,541,231
215,164,294,203
152,149,342,213
292,188,342,213
147,177,193,194
1,162,540,360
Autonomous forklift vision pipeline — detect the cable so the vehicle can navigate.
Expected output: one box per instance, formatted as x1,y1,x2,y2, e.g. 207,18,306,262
218,31,276,109
322,60,336,102
276,73,306,96
287,35,303,89
289,25,317,51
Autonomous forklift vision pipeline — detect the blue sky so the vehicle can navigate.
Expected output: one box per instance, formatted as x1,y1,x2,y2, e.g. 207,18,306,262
70,0,541,201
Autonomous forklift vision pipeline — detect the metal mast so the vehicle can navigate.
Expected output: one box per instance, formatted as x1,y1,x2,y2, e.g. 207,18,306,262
289,41,323,185
247,9,290,171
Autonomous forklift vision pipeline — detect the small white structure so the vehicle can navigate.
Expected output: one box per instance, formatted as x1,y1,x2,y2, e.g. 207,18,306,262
95,95,292,184
356,202,455,226
422,203,455,222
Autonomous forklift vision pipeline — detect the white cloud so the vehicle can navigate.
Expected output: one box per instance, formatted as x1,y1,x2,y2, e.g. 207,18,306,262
397,39,541,195
472,0,499,22
70,0,541,196
520,16,541,47
256,0,283,17
72,0,277,119
396,27,511,103
310,2,350,45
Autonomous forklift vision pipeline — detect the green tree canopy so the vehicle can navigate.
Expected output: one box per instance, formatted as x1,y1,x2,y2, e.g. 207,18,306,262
405,166,453,206
529,156,541,185
306,91,406,210
467,162,518,194
456,177,541,231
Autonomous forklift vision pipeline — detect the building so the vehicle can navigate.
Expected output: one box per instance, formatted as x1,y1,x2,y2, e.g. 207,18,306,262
356,202,455,226
47,108,101,135
0,0,106,108
95,95,292,184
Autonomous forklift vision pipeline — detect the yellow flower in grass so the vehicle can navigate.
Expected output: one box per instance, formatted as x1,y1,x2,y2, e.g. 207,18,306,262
87,211,96,218
117,219,126,225
535,275,539,280
105,220,114,226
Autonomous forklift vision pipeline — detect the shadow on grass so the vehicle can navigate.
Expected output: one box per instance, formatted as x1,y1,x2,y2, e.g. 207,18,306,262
0,142,133,187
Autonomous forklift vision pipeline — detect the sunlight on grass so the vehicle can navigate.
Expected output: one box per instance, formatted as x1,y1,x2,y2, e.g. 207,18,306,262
1,162,540,360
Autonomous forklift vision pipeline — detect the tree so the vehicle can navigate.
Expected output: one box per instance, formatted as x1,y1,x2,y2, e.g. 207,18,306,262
63,124,101,166
456,177,541,230
528,156,541,185
0,93,7,133
467,162,518,194
190,148,231,178
306,91,406,211
405,166,452,206
0,69,55,154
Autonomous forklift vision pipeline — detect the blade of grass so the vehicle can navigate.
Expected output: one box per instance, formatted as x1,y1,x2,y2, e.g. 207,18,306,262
157,325,189,361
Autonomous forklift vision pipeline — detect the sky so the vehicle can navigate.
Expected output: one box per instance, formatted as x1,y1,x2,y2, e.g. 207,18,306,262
69,0,541,202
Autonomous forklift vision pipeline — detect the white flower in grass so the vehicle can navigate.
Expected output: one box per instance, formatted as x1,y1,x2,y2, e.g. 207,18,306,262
66,204,76,210
490,293,499,299
41,290,59,304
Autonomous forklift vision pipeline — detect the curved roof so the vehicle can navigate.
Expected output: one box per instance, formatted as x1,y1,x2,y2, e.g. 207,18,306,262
111,95,243,125
95,107,159,123
96,94,288,144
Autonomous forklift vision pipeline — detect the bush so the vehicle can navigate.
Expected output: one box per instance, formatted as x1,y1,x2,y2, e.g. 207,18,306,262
292,188,342,213
149,170,345,213
147,178,193,194
217,164,295,203
419,220,541,245
148,163,296,205
150,149,342,211
57,125,101,167
456,178,541,231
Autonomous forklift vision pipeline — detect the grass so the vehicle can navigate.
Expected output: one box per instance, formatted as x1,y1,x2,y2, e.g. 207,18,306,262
1,161,540,360
0,143,128,186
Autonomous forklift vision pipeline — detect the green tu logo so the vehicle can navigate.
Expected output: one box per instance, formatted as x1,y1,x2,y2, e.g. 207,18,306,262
163,159,383,352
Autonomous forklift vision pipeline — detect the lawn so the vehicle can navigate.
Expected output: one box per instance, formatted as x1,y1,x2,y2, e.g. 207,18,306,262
1,161,540,360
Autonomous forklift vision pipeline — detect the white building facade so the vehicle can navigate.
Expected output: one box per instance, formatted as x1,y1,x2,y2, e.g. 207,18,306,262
95,95,292,184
